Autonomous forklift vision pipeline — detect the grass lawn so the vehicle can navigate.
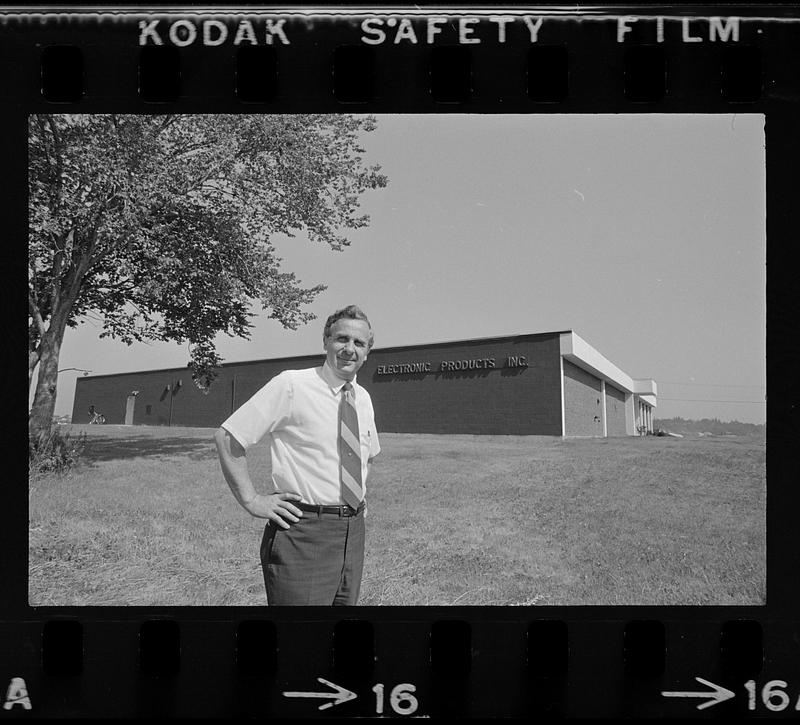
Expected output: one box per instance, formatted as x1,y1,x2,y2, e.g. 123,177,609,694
29,425,766,606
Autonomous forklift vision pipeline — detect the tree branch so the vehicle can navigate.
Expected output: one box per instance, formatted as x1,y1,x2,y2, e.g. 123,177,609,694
50,230,68,312
180,145,246,196
89,224,137,268
45,115,64,213
29,319,42,354
155,114,178,136
94,279,136,293
172,140,217,159
56,221,101,322
199,182,240,201
80,310,105,325
34,116,56,204
28,291,47,340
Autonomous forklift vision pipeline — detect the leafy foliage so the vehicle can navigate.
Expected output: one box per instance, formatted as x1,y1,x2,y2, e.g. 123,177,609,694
654,417,766,436
28,114,387,424
29,426,87,477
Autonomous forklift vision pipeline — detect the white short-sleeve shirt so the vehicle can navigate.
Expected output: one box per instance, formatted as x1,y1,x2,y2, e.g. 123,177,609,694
221,361,380,505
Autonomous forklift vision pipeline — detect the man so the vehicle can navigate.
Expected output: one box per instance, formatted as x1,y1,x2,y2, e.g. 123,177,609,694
214,305,380,605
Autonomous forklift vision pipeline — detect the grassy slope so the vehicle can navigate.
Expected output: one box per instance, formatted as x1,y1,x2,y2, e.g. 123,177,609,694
29,426,765,606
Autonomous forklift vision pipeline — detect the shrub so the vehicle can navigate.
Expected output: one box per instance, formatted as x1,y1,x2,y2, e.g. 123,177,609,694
29,426,87,476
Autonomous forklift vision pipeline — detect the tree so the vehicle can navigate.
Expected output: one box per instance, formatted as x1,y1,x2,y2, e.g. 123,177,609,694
29,114,387,438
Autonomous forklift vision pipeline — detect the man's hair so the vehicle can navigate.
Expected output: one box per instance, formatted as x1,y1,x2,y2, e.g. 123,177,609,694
323,305,374,349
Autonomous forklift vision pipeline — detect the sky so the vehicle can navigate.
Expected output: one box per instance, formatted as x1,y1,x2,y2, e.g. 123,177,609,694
41,113,767,423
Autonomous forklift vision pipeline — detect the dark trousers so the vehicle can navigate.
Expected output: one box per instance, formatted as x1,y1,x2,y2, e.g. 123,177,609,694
260,509,365,605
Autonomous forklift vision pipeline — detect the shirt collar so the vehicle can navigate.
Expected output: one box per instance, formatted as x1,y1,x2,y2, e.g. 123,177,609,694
321,360,357,394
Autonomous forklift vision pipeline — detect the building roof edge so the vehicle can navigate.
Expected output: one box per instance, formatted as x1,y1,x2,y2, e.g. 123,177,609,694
76,330,575,380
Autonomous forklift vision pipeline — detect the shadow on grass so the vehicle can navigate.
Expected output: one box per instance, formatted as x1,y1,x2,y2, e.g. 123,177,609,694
82,435,217,463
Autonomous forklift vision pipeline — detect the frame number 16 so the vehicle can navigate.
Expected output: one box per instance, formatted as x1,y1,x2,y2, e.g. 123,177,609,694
372,683,419,715
745,680,800,712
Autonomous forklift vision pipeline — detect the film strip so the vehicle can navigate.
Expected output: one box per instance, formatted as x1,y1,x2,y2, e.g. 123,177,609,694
6,3,799,719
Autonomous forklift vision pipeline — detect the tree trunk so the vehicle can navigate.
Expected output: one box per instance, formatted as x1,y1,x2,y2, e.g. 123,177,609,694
28,320,68,442
29,229,92,441
29,350,40,394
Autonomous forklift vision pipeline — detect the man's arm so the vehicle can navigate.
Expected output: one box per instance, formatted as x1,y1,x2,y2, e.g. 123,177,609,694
213,427,303,529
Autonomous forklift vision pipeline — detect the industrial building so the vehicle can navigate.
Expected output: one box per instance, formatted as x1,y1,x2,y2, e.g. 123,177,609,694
72,330,657,436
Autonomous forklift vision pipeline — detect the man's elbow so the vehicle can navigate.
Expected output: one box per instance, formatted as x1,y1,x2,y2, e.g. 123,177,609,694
215,428,246,459
213,427,228,450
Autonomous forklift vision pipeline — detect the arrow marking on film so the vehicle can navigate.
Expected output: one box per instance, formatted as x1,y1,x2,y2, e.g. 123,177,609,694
282,677,357,710
661,677,736,710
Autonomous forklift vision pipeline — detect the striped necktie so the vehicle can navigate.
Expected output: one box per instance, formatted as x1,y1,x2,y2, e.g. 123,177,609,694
339,382,363,509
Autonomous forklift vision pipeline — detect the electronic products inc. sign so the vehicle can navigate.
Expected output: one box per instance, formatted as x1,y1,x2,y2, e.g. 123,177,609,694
376,355,528,375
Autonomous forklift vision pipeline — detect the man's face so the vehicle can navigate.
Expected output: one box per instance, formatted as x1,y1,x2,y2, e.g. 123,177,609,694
324,318,372,381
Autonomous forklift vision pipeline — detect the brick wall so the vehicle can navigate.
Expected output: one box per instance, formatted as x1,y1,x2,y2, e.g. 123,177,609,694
73,355,321,428
605,383,628,437
74,370,181,426
73,334,565,435
563,359,603,437
362,333,563,435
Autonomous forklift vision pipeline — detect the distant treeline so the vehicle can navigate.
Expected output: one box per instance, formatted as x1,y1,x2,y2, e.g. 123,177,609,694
653,417,766,436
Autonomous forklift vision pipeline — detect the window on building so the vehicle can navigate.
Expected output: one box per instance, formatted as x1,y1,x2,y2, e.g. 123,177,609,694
146,405,152,415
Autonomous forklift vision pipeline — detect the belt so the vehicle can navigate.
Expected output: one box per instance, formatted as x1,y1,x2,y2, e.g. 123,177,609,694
297,501,364,517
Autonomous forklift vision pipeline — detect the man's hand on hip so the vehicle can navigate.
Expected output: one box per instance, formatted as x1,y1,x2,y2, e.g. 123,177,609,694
244,492,304,528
